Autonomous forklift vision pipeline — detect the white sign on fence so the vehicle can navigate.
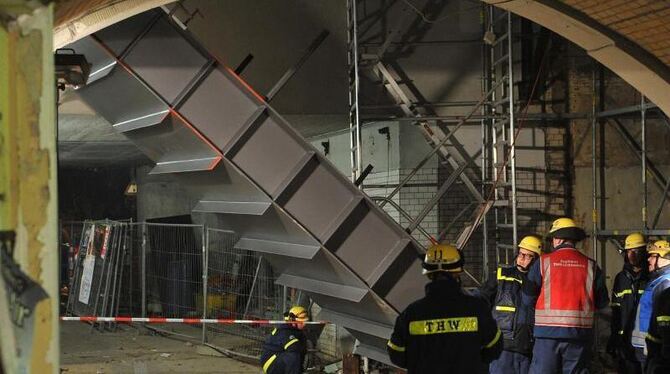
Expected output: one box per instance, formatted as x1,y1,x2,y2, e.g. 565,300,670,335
78,255,96,304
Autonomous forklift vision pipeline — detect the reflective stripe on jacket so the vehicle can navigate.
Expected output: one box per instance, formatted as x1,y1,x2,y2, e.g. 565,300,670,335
387,279,503,373
535,248,595,329
610,264,647,349
631,270,670,348
489,266,533,354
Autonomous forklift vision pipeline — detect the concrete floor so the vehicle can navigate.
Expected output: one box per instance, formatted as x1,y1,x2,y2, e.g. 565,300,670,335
61,323,260,373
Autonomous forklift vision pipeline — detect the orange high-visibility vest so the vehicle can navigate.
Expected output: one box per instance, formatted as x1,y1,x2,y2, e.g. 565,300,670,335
535,248,596,328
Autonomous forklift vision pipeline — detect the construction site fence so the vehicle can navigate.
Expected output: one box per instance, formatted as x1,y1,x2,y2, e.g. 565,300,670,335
62,220,341,365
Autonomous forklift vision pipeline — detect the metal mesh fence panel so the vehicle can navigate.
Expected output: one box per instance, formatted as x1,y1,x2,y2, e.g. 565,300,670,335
203,229,342,367
118,223,142,317
66,220,129,331
59,221,86,291
65,222,343,366
204,228,283,358
143,222,204,339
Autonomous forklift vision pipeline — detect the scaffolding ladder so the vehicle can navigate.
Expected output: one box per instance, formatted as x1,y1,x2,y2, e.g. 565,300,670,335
486,9,518,265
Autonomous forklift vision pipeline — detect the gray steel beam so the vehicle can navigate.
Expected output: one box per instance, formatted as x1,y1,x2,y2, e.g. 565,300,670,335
596,103,658,118
265,30,329,102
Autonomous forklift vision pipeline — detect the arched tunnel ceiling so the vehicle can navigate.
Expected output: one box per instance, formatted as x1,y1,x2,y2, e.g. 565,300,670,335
485,0,670,116
57,0,670,117
54,0,174,48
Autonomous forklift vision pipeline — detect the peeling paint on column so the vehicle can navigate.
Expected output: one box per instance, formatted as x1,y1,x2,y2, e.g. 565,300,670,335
0,4,58,374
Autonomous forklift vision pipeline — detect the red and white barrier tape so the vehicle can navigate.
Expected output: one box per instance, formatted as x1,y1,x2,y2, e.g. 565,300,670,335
60,316,328,325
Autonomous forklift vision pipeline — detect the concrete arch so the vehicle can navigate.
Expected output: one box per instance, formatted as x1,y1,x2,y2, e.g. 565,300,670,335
485,0,670,116
54,0,173,49
57,0,670,117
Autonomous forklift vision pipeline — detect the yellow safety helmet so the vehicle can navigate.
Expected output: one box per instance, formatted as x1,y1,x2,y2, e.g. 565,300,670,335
422,243,464,275
518,235,543,256
624,232,646,250
648,240,670,259
547,217,587,241
284,306,309,322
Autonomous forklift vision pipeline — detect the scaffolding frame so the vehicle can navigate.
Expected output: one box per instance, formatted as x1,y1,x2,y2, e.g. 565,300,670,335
345,0,544,281
591,63,670,262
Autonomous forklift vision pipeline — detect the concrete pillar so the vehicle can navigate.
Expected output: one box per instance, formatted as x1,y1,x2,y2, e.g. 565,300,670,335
0,4,59,373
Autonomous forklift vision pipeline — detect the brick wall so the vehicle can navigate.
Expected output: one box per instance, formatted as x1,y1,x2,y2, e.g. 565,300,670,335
563,0,670,66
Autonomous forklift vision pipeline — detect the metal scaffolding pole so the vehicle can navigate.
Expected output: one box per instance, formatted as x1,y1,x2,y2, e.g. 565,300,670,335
507,12,518,250
347,0,362,183
641,95,648,229
481,4,492,280
201,226,208,343
591,66,598,265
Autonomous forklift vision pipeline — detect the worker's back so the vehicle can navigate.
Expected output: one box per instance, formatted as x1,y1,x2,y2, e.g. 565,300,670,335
388,278,502,374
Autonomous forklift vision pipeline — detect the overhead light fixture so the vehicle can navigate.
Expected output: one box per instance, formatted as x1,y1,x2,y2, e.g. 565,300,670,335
55,48,91,89
124,182,138,196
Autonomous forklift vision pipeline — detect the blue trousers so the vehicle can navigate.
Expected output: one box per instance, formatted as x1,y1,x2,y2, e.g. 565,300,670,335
490,350,531,374
529,338,591,374
265,352,302,374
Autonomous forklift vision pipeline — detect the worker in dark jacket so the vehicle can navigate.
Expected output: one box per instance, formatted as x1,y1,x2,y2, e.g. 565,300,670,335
479,235,543,374
523,218,609,374
632,240,670,374
607,232,649,374
387,243,503,373
260,306,308,374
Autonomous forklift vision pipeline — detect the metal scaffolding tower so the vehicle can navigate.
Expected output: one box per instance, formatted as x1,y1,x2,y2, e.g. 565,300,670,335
485,9,518,266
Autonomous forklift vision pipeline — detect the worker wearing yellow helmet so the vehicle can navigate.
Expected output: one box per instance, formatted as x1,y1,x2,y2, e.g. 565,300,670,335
522,218,609,374
607,232,649,373
260,306,309,374
631,240,670,373
479,235,542,374
387,243,502,373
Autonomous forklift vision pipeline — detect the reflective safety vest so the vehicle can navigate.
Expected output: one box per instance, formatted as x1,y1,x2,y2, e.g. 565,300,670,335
535,248,595,328
631,271,670,348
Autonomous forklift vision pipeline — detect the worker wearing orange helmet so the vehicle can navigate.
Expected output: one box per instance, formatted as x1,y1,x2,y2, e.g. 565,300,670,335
387,243,502,373
260,306,309,374
607,232,649,374
479,235,543,374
